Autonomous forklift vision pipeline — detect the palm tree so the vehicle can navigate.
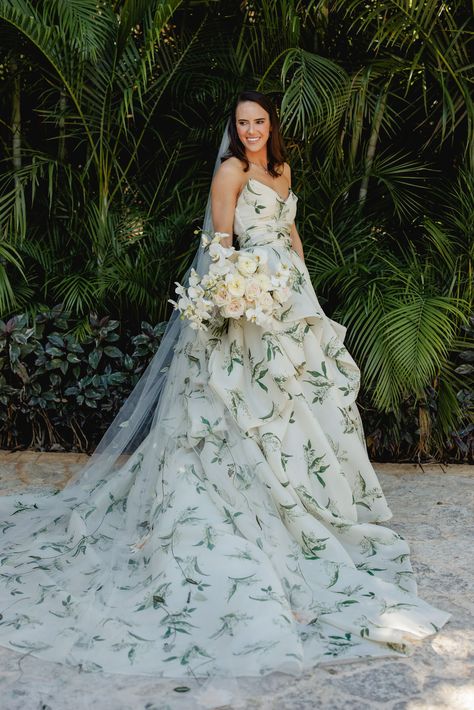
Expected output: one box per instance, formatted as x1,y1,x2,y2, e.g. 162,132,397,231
0,0,198,321
240,0,473,453
0,0,471,457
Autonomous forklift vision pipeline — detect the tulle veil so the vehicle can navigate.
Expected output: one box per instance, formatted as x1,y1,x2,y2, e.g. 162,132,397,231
67,120,231,488
62,117,280,707
0,120,275,707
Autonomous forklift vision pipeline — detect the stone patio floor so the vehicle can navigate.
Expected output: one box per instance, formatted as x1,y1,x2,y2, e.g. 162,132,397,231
0,452,472,710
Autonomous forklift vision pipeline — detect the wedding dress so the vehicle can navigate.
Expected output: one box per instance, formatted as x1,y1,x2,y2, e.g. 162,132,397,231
0,174,450,707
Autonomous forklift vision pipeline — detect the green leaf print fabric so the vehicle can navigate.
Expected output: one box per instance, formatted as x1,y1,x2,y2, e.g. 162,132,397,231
0,177,450,707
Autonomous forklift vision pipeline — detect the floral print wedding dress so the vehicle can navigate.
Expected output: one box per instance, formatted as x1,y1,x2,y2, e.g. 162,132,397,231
0,178,450,704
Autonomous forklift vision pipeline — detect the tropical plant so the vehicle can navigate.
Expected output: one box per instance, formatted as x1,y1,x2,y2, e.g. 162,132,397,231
0,0,471,458
0,306,167,451
0,0,201,323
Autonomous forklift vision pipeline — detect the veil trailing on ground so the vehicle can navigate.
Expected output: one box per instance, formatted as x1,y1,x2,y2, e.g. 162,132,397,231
67,119,231,488
0,117,257,706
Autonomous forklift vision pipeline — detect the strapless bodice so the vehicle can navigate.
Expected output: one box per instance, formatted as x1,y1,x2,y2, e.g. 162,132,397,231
234,177,298,250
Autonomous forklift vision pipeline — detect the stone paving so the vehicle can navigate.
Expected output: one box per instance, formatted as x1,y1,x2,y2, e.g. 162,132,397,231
0,452,472,709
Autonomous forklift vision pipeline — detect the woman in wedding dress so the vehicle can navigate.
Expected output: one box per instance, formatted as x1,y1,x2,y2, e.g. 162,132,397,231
0,91,450,707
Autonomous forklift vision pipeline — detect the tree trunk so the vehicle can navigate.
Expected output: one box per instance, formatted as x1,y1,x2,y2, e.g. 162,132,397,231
350,74,367,168
358,88,387,205
11,59,21,176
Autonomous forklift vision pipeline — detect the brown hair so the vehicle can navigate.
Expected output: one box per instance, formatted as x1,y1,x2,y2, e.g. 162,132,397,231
221,91,287,178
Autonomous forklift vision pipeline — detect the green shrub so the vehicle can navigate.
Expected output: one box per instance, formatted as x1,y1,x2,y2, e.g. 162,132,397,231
0,306,471,460
360,314,473,463
0,306,166,451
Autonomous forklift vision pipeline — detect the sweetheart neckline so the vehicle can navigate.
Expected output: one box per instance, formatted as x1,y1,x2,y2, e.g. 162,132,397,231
239,177,295,204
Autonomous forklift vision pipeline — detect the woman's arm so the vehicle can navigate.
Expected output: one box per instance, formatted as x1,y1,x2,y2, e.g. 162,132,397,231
210,160,242,248
284,163,305,262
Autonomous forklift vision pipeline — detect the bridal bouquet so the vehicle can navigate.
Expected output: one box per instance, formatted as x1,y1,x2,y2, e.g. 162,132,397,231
169,230,293,331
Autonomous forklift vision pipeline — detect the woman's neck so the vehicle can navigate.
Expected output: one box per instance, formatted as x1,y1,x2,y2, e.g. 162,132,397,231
245,148,268,166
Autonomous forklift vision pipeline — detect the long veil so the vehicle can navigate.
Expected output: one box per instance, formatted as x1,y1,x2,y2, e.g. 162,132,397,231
0,119,266,706
66,120,231,488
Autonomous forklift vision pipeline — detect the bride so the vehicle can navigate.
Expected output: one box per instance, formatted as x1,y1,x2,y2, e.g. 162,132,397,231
0,91,450,706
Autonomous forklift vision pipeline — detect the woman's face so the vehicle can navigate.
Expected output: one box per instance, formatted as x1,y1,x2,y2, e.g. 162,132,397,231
235,101,271,154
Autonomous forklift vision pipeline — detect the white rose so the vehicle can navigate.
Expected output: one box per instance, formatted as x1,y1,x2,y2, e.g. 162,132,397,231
222,298,245,319
237,255,258,276
244,279,261,302
226,273,246,297
254,272,271,291
213,283,230,307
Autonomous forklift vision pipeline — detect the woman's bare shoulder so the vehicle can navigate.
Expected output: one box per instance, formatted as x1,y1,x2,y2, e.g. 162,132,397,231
212,156,246,193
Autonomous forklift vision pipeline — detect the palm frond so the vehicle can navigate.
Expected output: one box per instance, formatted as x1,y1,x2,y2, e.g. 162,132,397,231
368,150,433,220
52,272,103,314
280,48,350,143
337,0,473,156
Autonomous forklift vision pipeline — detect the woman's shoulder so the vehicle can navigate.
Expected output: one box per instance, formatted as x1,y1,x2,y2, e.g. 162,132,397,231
218,155,246,175
212,156,246,192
